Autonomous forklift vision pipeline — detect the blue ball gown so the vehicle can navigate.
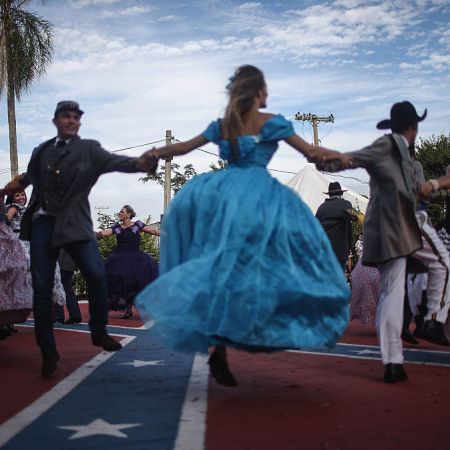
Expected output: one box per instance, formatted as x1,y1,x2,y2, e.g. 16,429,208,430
136,114,350,353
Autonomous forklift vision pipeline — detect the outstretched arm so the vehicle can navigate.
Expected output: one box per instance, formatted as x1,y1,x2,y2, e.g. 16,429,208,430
419,165,450,198
142,135,209,167
142,225,160,236
96,228,113,239
284,135,353,168
0,174,30,198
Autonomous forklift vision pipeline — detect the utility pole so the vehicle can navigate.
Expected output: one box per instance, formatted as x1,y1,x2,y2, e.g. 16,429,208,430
163,130,173,211
294,113,334,145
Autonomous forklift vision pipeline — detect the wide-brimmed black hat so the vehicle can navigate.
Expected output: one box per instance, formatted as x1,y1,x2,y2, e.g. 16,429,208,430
324,181,347,196
376,101,427,130
54,100,84,118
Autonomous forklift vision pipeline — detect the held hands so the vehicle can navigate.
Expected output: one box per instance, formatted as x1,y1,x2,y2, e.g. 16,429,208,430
136,147,160,173
310,149,353,172
0,176,24,198
418,180,435,199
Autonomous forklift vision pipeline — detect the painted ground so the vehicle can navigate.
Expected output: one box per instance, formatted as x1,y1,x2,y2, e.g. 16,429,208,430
1,304,449,450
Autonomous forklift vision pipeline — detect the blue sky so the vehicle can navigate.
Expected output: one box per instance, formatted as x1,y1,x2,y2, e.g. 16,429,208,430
1,0,449,222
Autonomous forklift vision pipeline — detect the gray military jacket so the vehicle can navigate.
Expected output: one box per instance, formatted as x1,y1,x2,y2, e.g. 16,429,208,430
348,133,422,266
20,136,140,247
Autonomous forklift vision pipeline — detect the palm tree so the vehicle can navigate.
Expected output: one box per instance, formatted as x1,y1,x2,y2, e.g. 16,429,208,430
0,0,53,178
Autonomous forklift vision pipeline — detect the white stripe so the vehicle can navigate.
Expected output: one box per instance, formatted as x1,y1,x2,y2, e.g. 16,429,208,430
287,349,450,367
173,354,209,450
0,335,135,447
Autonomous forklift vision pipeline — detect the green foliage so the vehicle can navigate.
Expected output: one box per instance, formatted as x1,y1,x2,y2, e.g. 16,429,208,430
140,162,197,194
209,159,227,171
0,0,54,175
0,0,54,97
415,133,450,225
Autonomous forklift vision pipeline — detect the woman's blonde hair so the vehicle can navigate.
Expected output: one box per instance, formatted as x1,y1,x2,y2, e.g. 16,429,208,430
222,65,266,161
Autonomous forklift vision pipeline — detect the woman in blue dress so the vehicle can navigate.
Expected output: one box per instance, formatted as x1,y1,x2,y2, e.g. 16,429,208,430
137,65,352,386
97,205,160,319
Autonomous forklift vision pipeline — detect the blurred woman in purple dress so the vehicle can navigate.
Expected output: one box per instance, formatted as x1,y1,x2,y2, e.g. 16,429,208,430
97,205,160,319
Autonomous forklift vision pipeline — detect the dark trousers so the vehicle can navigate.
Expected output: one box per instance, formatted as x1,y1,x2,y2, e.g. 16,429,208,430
53,270,82,321
30,216,108,354
61,270,82,320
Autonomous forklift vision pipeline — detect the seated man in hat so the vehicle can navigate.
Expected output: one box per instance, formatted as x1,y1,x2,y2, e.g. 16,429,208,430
317,101,447,384
315,181,358,271
1,100,156,378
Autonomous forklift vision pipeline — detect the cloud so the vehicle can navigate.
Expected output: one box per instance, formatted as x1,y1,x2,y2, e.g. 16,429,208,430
102,6,154,17
72,0,121,7
157,15,183,22
1,0,450,221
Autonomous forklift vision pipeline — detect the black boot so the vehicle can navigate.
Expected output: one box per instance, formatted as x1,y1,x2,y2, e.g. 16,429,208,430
415,320,449,346
208,348,237,387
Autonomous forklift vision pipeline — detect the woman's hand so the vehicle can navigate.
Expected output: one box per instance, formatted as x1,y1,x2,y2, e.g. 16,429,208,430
418,181,434,198
137,147,160,172
312,150,353,172
1,176,24,197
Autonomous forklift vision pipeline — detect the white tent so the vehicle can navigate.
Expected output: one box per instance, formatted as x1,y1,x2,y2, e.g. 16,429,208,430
286,164,369,214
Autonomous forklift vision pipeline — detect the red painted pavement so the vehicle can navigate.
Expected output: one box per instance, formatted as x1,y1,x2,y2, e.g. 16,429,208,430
1,304,450,450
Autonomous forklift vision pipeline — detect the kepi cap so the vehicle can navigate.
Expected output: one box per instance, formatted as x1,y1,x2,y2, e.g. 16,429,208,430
54,101,84,117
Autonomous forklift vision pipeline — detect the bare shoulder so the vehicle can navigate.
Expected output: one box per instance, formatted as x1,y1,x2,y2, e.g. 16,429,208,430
258,112,277,121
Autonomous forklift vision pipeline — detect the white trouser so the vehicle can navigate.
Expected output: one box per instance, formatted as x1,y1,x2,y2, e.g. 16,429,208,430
412,211,450,324
407,273,428,316
377,257,406,365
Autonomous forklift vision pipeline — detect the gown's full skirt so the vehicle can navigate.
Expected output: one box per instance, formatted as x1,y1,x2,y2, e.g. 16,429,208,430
136,166,350,353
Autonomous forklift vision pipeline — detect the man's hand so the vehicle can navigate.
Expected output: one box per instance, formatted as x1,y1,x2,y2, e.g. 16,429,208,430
136,148,159,173
309,149,353,172
418,181,434,198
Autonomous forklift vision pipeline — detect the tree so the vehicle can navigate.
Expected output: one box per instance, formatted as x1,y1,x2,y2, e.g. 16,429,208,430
140,162,197,195
209,159,227,171
0,0,53,177
415,133,450,225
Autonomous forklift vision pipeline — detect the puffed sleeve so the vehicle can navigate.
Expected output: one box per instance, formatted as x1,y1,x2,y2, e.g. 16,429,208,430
260,114,295,141
111,222,121,234
202,120,222,144
135,220,145,231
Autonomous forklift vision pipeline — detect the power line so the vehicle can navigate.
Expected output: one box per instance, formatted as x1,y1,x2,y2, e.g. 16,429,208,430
321,171,369,185
112,139,166,153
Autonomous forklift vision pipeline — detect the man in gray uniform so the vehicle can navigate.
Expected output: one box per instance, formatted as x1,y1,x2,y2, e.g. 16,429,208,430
1,101,155,377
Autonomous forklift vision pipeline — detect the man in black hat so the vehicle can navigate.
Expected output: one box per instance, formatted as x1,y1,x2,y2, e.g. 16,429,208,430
318,101,434,383
316,181,357,270
1,101,155,378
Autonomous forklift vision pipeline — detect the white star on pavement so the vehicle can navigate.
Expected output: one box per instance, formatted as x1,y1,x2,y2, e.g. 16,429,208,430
119,359,165,368
353,349,381,356
58,418,141,440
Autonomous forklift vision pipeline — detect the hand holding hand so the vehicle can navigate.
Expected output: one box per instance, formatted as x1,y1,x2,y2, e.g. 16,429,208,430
1,177,24,197
418,181,434,198
137,147,160,173
315,153,353,172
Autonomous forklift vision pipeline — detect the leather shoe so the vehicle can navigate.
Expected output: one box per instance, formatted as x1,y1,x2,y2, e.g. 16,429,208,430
208,351,238,387
401,329,419,345
384,363,408,383
41,351,60,378
63,318,82,324
91,333,122,352
415,320,449,346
